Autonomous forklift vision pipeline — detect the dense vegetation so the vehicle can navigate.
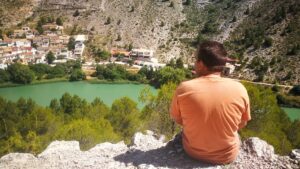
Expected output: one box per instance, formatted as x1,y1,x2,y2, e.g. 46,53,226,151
276,85,300,108
93,58,192,88
36,16,64,34
0,58,191,88
240,83,300,154
0,61,86,85
1,79,300,157
0,94,122,156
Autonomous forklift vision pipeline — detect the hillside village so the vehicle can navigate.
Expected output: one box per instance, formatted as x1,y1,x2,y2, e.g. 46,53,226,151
0,24,85,68
0,23,169,72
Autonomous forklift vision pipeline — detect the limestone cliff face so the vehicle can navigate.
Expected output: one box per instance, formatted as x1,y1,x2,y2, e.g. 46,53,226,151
38,0,186,61
1,131,299,169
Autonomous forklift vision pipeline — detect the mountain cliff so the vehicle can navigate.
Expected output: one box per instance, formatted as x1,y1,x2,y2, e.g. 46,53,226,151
1,131,299,169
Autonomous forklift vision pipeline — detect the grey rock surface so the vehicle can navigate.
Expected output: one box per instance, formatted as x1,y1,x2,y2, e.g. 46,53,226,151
291,149,300,161
0,131,299,169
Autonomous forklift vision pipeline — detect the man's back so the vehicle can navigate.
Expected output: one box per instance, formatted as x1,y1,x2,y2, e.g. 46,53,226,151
171,75,251,164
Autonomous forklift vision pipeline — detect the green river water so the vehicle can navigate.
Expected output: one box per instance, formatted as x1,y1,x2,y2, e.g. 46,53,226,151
0,82,299,120
0,81,156,109
281,107,300,121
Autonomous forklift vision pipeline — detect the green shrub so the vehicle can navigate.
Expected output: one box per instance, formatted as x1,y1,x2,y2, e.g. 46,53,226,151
289,85,300,96
263,37,273,47
73,10,80,17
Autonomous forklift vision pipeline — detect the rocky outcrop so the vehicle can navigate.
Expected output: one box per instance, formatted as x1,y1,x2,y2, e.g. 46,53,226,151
0,131,299,169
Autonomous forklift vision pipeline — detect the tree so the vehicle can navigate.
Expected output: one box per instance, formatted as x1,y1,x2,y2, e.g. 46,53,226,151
36,20,44,35
46,51,55,64
166,58,176,68
116,34,121,41
108,97,141,141
201,21,218,34
0,69,10,83
6,30,13,38
244,8,250,15
128,43,133,51
232,16,237,22
55,119,118,150
73,10,80,17
56,17,63,26
240,83,293,154
175,58,184,69
7,63,35,84
39,17,47,25
47,16,55,23
67,37,76,51
47,64,66,78
243,26,265,48
289,85,300,96
139,83,179,138
138,66,155,80
287,120,300,148
29,63,51,77
263,37,273,47
117,19,121,25
88,98,110,119
49,99,60,113
0,29,3,40
105,17,111,25
184,0,191,5
153,66,186,87
95,49,110,61
287,44,300,55
25,131,41,153
69,69,86,81
96,65,106,79
273,6,286,23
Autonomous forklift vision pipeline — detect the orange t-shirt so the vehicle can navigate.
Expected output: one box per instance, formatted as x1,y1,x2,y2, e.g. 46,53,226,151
170,75,251,164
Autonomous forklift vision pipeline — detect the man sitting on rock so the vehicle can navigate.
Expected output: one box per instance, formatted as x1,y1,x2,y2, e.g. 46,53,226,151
170,41,251,164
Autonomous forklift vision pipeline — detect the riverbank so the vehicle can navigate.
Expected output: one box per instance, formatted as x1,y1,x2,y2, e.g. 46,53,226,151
87,79,142,85
0,78,144,88
277,94,300,108
0,78,69,88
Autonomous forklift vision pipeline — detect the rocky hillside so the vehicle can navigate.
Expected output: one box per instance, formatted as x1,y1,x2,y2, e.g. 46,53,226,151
0,0,40,28
0,0,299,85
0,0,266,61
0,131,299,169
36,0,186,61
225,0,300,85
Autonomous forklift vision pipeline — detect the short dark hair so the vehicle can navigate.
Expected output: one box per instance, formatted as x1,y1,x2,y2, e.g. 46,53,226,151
196,41,235,71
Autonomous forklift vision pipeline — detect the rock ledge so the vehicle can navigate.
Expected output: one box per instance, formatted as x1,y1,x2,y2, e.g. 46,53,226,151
0,131,299,169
